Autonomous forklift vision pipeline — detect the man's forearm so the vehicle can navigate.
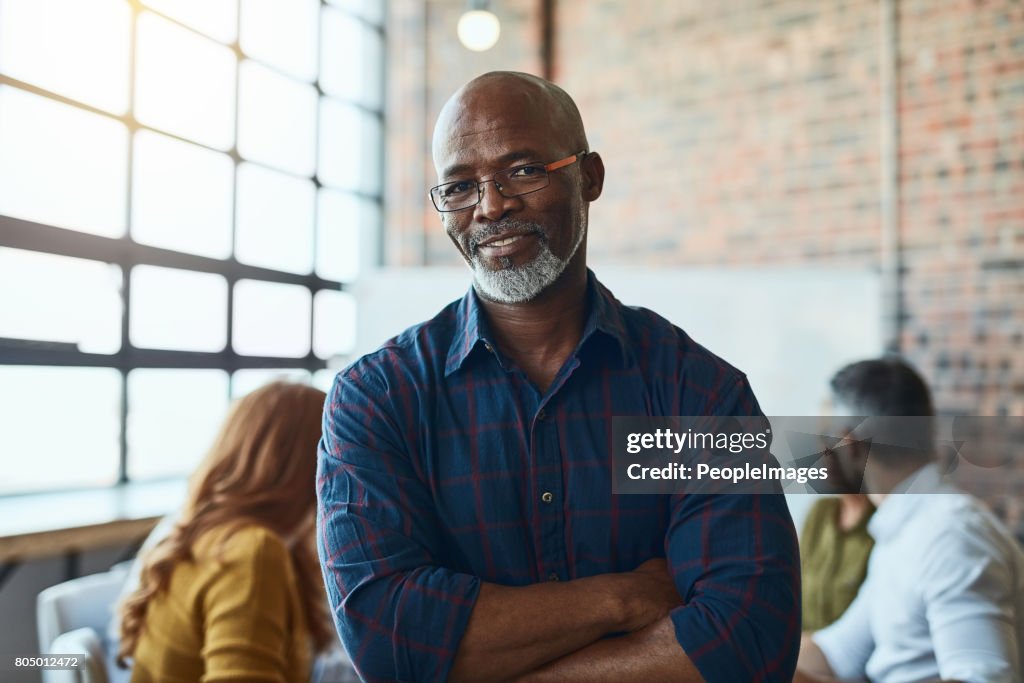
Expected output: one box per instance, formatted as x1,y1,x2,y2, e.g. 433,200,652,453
449,572,654,683
511,616,705,683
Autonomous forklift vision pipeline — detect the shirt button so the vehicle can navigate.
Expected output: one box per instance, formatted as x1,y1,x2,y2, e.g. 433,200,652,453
541,492,554,503
548,573,560,582
483,342,493,352
537,409,547,421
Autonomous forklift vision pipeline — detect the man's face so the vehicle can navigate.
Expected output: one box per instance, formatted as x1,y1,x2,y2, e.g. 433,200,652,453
820,395,870,492
432,87,589,303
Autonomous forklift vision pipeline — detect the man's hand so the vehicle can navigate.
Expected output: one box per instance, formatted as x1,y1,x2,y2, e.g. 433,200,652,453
621,558,685,632
793,633,841,683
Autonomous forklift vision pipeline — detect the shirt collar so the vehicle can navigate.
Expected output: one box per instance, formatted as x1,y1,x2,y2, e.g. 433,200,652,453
444,285,492,376
867,463,947,542
445,269,634,377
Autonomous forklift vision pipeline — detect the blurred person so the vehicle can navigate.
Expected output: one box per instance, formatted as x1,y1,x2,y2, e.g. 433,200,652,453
318,71,800,683
795,358,1024,683
800,490,874,631
117,382,338,683
800,416,875,632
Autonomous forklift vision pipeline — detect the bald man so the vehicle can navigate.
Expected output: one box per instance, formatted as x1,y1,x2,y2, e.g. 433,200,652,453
317,72,800,683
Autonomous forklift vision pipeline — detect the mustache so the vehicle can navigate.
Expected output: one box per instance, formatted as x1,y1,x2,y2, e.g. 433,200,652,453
468,219,548,253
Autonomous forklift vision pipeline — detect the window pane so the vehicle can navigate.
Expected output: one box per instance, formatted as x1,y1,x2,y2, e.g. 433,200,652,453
235,163,315,274
313,366,342,393
0,86,128,237
312,368,337,393
132,129,234,258
130,266,227,352
0,248,122,354
325,0,384,26
231,369,311,399
321,8,382,110
239,0,318,82
0,0,131,114
0,366,120,495
318,98,381,195
141,0,238,44
232,280,311,357
237,61,317,176
135,12,236,150
316,189,373,282
313,290,356,359
128,369,228,480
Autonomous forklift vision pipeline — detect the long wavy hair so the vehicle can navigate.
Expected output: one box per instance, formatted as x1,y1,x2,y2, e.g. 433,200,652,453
117,381,333,665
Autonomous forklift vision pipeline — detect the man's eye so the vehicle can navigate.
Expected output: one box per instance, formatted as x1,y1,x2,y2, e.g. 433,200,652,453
510,165,543,178
443,181,475,196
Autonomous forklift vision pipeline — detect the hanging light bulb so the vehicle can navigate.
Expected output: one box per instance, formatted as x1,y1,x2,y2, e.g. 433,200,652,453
457,1,500,52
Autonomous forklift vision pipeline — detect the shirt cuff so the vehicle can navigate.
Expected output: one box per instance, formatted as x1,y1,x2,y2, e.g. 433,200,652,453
811,624,863,681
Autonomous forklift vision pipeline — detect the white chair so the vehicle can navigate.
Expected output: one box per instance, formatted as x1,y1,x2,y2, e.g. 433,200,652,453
45,628,108,683
37,552,358,683
37,564,130,683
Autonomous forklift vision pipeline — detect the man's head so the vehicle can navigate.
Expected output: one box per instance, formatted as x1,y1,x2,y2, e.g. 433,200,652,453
431,71,604,303
827,357,936,491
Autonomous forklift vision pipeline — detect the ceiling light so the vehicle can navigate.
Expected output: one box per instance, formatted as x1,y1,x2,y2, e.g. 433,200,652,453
457,3,500,52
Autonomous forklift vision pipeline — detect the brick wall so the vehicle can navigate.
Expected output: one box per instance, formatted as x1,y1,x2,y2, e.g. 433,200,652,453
386,0,1024,524
896,0,1024,419
386,0,543,266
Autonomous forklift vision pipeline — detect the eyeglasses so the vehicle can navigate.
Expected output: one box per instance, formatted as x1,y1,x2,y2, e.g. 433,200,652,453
429,151,588,212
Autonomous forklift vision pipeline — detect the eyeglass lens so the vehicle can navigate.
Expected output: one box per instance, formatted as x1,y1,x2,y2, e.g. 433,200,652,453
432,165,550,211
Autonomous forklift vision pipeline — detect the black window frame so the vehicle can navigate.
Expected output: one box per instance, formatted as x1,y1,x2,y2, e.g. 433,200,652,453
0,0,386,491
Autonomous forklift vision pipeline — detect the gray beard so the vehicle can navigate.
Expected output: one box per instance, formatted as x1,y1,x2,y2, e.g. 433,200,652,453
468,219,584,304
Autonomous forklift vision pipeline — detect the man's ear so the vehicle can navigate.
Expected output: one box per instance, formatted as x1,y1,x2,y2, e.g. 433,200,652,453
581,152,605,201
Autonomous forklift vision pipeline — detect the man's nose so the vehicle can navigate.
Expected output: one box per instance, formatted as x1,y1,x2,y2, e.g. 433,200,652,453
474,179,518,221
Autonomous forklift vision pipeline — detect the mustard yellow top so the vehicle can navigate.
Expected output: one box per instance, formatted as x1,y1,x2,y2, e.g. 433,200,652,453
800,497,875,632
130,525,312,683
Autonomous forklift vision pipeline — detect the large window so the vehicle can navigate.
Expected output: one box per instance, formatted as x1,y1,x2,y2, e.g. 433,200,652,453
0,0,384,495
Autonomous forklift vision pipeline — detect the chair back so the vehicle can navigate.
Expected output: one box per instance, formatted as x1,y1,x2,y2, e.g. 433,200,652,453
37,566,127,652
45,628,108,683
37,567,129,683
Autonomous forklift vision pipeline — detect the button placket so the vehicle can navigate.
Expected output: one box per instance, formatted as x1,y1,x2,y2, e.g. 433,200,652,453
534,400,566,585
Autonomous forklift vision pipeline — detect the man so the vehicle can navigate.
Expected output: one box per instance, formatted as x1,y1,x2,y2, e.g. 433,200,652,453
317,71,800,683
796,358,1024,683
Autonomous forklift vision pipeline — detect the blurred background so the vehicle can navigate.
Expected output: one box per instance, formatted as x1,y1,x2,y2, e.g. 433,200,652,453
0,0,1021,679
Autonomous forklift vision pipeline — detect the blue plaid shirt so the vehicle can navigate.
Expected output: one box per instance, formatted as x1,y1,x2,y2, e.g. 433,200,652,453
317,271,800,682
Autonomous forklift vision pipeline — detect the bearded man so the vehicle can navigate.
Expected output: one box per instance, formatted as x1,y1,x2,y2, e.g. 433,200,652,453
317,71,800,683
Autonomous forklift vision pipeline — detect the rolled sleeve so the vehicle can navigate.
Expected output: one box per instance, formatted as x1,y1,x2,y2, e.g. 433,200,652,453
667,377,801,683
317,368,481,683
811,585,874,681
922,527,1020,683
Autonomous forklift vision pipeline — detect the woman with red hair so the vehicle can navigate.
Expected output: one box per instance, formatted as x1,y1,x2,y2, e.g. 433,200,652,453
117,381,334,682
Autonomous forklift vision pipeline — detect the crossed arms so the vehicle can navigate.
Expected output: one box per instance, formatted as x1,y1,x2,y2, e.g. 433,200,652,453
447,558,701,683
317,370,800,682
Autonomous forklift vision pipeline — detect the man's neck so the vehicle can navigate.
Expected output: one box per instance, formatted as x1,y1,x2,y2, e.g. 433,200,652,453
837,494,871,531
476,262,589,392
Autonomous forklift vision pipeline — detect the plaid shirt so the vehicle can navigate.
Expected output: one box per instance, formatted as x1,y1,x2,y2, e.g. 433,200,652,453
317,271,800,682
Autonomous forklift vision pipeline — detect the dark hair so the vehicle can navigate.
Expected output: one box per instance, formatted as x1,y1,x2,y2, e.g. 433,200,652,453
829,357,935,465
830,357,935,418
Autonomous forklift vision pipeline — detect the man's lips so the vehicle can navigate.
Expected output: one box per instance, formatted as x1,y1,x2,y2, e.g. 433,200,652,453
473,231,539,258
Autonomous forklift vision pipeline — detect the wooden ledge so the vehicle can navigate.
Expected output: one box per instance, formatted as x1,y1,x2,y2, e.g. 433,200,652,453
0,480,186,563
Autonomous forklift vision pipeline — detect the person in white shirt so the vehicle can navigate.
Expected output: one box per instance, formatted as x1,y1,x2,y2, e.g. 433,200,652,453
795,357,1023,683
